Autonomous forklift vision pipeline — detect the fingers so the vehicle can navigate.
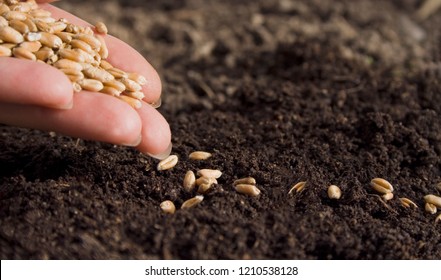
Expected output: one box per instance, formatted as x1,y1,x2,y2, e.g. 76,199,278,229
0,57,73,109
0,91,142,147
0,92,172,156
40,3,162,104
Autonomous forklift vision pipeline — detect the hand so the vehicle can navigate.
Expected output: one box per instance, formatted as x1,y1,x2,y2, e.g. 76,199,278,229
0,0,172,159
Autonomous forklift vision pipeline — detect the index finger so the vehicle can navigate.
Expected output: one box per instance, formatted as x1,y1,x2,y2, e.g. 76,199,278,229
39,3,162,104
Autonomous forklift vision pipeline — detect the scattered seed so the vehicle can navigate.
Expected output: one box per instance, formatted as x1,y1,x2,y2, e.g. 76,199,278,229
189,151,212,160
382,192,394,201
370,178,394,194
327,185,342,200
424,194,441,209
197,182,213,194
160,200,176,214
195,176,217,186
183,170,196,192
235,184,261,197
425,203,437,215
181,195,203,209
436,213,441,224
233,177,256,186
288,181,306,194
197,169,222,179
157,155,178,171
399,197,418,209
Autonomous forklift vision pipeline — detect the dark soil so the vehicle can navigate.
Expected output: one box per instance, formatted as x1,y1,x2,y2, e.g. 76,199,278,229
1,0,441,259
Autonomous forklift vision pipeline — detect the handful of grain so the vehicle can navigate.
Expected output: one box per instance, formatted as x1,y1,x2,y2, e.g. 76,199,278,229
0,0,149,109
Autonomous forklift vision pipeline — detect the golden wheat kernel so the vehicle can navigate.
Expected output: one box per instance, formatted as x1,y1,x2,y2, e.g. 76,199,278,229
54,59,83,71
233,177,256,186
8,19,29,34
160,200,176,214
0,42,15,49
0,16,7,27
117,95,142,109
327,185,342,200
0,4,10,15
195,176,217,186
108,68,128,79
34,47,54,61
123,91,145,100
70,38,93,53
24,31,41,42
10,2,32,12
34,20,53,33
424,194,441,209
370,178,394,194
96,35,108,59
120,77,142,92
94,21,108,34
100,86,121,96
55,31,73,43
23,18,37,32
189,151,212,160
72,82,82,92
425,203,437,215
128,72,147,86
11,46,36,60
235,184,261,197
0,26,24,43
100,60,113,70
183,170,196,192
65,23,80,34
198,182,215,194
157,155,178,171
0,45,11,56
288,181,306,194
59,67,83,77
19,40,41,52
39,32,62,48
399,197,418,209
74,33,101,50
29,8,52,18
83,66,115,82
77,78,104,92
50,21,67,33
197,169,222,179
181,195,204,209
382,192,394,201
103,79,126,92
2,10,26,21
58,48,86,62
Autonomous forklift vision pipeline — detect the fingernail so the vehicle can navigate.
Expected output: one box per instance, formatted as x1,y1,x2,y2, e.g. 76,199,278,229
149,97,162,109
122,134,142,147
147,142,172,160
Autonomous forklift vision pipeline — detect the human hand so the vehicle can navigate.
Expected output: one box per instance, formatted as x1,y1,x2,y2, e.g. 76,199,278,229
0,0,172,159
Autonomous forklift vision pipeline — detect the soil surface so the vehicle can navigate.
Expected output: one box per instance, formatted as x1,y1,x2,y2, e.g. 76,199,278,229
1,0,441,259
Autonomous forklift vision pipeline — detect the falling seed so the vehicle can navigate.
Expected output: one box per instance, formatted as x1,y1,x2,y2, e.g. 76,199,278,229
183,170,196,192
288,181,306,194
235,184,261,197
327,185,342,200
197,169,222,179
156,155,178,171
382,192,394,201
424,194,441,209
425,203,437,215
370,178,394,194
189,151,212,160
160,200,176,214
233,177,256,186
181,195,204,209
399,197,418,209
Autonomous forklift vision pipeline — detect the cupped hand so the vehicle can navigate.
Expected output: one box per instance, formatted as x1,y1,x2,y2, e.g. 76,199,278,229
0,0,172,159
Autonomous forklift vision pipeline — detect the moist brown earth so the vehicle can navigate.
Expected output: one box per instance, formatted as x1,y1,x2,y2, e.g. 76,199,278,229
1,0,441,259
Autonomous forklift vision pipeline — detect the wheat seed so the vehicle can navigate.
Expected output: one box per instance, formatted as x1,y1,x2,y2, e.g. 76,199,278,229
436,213,441,224
117,95,142,109
370,178,394,194
12,47,35,60
424,194,441,209
160,200,176,214
157,155,178,171
0,44,11,56
233,177,256,186
425,203,437,215
103,79,126,92
288,181,306,194
23,31,41,42
39,32,62,48
94,22,108,35
195,176,217,186
197,169,222,179
327,185,342,200
197,182,214,194
8,19,29,34
399,197,418,209
128,72,147,85
436,182,441,192
183,170,196,192
189,151,212,160
77,79,104,92
181,195,204,209
19,41,42,52
235,184,261,197
0,25,23,43
382,192,394,201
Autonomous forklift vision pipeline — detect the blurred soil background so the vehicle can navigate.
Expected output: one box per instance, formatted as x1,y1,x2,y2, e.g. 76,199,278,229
1,0,441,259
